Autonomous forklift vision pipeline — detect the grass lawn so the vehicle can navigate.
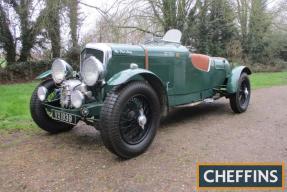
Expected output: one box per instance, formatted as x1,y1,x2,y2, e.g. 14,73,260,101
0,71,286,131
250,72,287,89
0,82,38,132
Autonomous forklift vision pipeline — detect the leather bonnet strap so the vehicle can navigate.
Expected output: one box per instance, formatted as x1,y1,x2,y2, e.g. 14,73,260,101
139,44,149,70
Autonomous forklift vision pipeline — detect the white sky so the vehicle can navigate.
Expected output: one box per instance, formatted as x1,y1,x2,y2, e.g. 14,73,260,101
0,0,116,56
78,0,282,37
2,0,285,56
79,0,114,39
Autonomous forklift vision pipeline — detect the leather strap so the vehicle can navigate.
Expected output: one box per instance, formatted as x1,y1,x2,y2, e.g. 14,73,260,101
139,44,149,70
144,48,149,70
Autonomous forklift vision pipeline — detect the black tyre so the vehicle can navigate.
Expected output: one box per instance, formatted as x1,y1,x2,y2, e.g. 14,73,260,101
100,81,161,159
229,73,251,113
30,79,73,133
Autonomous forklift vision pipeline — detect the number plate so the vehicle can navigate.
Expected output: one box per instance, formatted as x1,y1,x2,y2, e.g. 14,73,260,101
51,110,77,125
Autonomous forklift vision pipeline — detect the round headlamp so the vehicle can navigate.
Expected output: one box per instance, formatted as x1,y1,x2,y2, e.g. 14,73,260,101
37,86,47,101
71,90,84,108
81,56,104,86
51,59,73,84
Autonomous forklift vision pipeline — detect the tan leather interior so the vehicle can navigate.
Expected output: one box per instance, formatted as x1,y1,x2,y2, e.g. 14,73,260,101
190,54,210,72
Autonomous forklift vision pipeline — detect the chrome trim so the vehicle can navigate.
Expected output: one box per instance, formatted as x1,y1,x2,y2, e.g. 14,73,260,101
84,43,112,68
71,90,85,108
62,79,82,89
37,86,48,101
81,56,105,86
60,80,82,108
138,108,147,129
51,59,73,84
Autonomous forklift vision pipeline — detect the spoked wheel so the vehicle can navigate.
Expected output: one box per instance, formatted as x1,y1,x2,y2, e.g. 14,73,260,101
119,95,151,145
100,81,160,159
229,73,251,113
238,78,250,107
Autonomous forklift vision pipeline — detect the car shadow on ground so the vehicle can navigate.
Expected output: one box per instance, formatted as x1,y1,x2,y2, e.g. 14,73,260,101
161,101,229,128
43,100,229,149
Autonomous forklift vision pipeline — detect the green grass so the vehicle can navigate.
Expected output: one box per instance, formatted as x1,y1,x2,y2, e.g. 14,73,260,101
251,71,287,89
0,82,38,132
0,71,286,131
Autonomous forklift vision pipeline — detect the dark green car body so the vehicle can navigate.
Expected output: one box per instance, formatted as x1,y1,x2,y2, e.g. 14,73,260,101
39,42,251,123
32,29,252,158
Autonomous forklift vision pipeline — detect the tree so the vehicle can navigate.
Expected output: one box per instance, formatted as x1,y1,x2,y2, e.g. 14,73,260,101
147,0,197,42
191,0,210,53
0,2,16,62
233,0,272,63
207,0,236,56
0,0,47,62
46,0,61,58
68,0,79,48
8,0,47,61
185,0,236,56
234,0,249,56
248,0,271,62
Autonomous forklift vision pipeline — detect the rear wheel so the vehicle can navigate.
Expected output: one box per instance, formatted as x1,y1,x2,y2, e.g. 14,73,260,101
100,81,160,159
30,80,73,133
229,73,251,113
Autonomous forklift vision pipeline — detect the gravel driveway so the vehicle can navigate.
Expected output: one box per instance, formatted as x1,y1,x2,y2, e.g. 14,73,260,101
0,86,287,192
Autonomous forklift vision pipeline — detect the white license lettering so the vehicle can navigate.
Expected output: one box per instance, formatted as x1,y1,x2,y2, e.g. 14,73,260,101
53,111,73,123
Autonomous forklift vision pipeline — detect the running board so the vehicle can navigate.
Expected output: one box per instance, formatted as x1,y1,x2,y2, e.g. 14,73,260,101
174,101,203,108
203,98,214,103
174,94,221,108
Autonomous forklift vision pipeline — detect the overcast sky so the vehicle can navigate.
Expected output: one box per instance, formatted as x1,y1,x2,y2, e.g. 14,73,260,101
79,0,114,38
78,0,282,38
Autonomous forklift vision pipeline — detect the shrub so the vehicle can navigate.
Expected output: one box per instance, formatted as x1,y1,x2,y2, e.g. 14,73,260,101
0,60,52,83
230,57,287,73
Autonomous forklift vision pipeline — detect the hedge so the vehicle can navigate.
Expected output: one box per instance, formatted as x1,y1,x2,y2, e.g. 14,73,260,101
0,60,52,83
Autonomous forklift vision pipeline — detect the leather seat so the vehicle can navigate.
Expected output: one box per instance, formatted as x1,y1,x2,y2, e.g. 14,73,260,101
190,54,211,72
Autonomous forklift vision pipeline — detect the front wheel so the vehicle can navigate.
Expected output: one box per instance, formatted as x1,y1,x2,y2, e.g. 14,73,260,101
229,73,251,113
100,81,161,159
30,80,74,133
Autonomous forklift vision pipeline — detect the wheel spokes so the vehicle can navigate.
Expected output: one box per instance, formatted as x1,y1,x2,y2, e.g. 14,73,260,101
238,80,250,107
119,95,151,145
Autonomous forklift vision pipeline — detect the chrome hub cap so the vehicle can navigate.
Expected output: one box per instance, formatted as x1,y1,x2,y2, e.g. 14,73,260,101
239,79,251,108
244,87,249,98
119,95,151,145
138,108,147,129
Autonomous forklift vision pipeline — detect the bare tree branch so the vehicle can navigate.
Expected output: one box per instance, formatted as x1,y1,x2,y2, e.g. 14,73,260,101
78,1,109,18
116,26,162,36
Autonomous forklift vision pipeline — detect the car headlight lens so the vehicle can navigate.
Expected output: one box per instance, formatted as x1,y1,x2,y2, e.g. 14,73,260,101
51,59,73,84
71,90,84,108
81,56,104,86
37,86,47,101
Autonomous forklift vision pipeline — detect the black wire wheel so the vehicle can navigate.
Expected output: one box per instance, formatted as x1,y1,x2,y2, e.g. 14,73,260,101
229,73,251,113
119,95,152,145
100,81,160,159
30,79,73,133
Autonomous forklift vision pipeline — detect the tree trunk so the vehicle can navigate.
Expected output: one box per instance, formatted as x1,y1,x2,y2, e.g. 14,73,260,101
18,0,32,61
0,4,16,63
47,0,61,58
49,27,61,58
4,0,47,62
18,32,34,61
69,0,78,48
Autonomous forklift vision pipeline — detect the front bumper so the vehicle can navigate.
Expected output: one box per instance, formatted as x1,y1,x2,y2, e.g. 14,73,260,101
44,101,103,124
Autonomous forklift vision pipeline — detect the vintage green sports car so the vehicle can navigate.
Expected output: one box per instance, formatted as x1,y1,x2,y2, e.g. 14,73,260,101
30,29,251,158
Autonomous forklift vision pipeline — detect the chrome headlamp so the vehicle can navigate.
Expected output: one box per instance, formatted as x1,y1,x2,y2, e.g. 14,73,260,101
80,56,104,86
71,90,85,108
37,86,47,101
51,59,73,84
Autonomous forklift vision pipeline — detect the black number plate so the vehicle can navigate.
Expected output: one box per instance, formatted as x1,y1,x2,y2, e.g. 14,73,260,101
51,110,77,125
